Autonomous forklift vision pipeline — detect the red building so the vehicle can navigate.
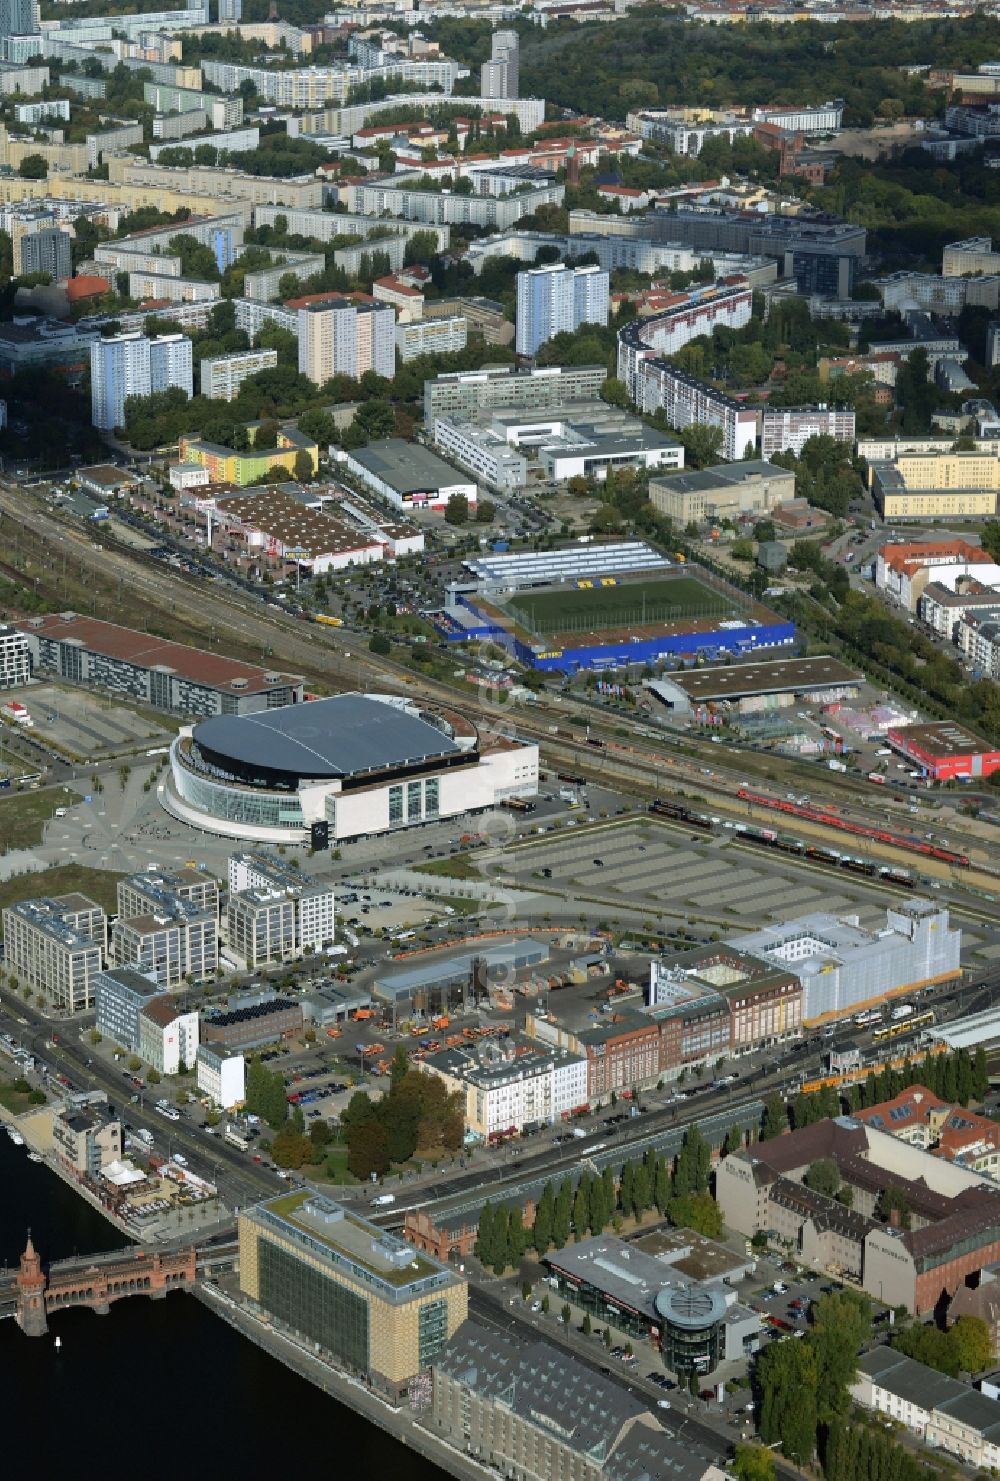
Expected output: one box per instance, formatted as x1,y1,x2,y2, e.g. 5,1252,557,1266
886,720,1000,782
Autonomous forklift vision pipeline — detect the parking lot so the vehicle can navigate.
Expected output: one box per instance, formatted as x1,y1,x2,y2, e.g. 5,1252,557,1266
9,683,175,760
505,818,916,931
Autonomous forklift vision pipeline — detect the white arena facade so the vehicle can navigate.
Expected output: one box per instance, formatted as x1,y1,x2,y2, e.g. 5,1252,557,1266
164,692,538,844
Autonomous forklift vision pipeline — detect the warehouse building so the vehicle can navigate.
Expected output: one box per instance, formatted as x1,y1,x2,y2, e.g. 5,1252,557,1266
886,721,1000,781
374,937,550,1022
166,692,538,845
202,989,303,1049
430,1322,726,1481
17,612,303,718
650,460,794,525
646,655,862,714
344,439,476,513
729,898,960,1021
239,1191,468,1401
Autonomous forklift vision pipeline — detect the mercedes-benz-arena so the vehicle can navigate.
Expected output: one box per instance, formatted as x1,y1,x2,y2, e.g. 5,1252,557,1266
165,692,539,844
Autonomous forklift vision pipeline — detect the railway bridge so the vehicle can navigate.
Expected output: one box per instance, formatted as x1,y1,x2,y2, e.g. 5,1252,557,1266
0,1231,238,1335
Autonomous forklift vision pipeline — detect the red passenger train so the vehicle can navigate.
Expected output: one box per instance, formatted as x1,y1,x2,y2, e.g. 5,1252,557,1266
735,788,970,867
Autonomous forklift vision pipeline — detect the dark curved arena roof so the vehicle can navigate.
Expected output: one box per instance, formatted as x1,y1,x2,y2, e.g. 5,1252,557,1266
192,695,462,780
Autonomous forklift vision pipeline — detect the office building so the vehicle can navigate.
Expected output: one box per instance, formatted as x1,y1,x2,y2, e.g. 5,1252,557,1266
228,851,335,962
18,612,303,718
111,902,217,988
297,297,395,386
729,898,960,1021
0,623,28,688
423,363,606,425
52,1105,121,1179
200,348,278,400
515,262,609,357
869,450,1000,522
196,1042,245,1108
94,966,166,1050
90,331,193,431
480,27,518,100
138,997,200,1075
718,1117,1000,1317
943,236,1000,278
2,895,105,1013
0,0,37,45
430,1322,726,1481
20,226,71,281
118,867,219,922
201,989,303,1050
650,460,794,524
217,0,241,21
239,1191,468,1399
760,404,855,457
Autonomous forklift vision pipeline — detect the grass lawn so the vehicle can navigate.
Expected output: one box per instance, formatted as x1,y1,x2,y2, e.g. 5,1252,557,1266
419,854,483,881
0,864,123,916
320,1143,358,1184
507,574,737,636
430,894,491,916
0,790,63,852
0,1078,43,1113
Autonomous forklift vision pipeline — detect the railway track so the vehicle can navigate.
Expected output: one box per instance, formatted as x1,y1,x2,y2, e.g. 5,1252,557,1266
4,484,1000,891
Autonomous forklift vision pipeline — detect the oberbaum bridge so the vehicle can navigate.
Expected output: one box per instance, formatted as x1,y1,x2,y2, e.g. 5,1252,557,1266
0,1229,237,1336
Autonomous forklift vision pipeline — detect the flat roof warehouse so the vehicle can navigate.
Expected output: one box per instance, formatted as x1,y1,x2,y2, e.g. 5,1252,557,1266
655,655,863,703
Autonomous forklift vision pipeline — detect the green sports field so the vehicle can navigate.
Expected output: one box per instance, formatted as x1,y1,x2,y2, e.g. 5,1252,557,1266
507,575,740,637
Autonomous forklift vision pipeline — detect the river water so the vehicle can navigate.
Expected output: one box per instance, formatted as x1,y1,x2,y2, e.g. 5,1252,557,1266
0,1134,443,1477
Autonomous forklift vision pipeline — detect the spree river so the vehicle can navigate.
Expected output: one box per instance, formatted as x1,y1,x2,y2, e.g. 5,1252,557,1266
0,1134,443,1478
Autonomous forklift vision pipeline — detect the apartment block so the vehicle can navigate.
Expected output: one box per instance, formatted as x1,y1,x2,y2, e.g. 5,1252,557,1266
420,1038,588,1137
396,315,467,362
90,331,193,431
297,296,395,385
200,348,279,401
515,262,609,357
2,894,106,1013
942,236,1000,277
760,404,855,457
627,359,758,462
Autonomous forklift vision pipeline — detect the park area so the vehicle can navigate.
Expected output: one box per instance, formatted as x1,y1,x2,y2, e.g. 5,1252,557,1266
507,574,740,638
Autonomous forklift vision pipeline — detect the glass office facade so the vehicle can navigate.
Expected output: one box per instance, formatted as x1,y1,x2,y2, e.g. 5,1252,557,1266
258,1238,370,1374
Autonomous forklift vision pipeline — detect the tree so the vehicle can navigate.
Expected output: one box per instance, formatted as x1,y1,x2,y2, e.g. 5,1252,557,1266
758,1336,818,1463
369,633,391,656
760,1091,787,1141
677,422,724,470
572,1180,590,1240
346,1117,389,1180
804,1159,841,1200
476,1202,497,1266
18,154,48,179
475,499,496,524
552,1178,573,1249
809,1291,871,1422
733,1444,776,1481
949,1315,993,1375
875,1183,911,1230
582,1312,592,1335
533,1181,554,1255
444,493,470,526
668,1191,723,1238
293,449,314,483
390,1044,409,1091
561,1302,572,1326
